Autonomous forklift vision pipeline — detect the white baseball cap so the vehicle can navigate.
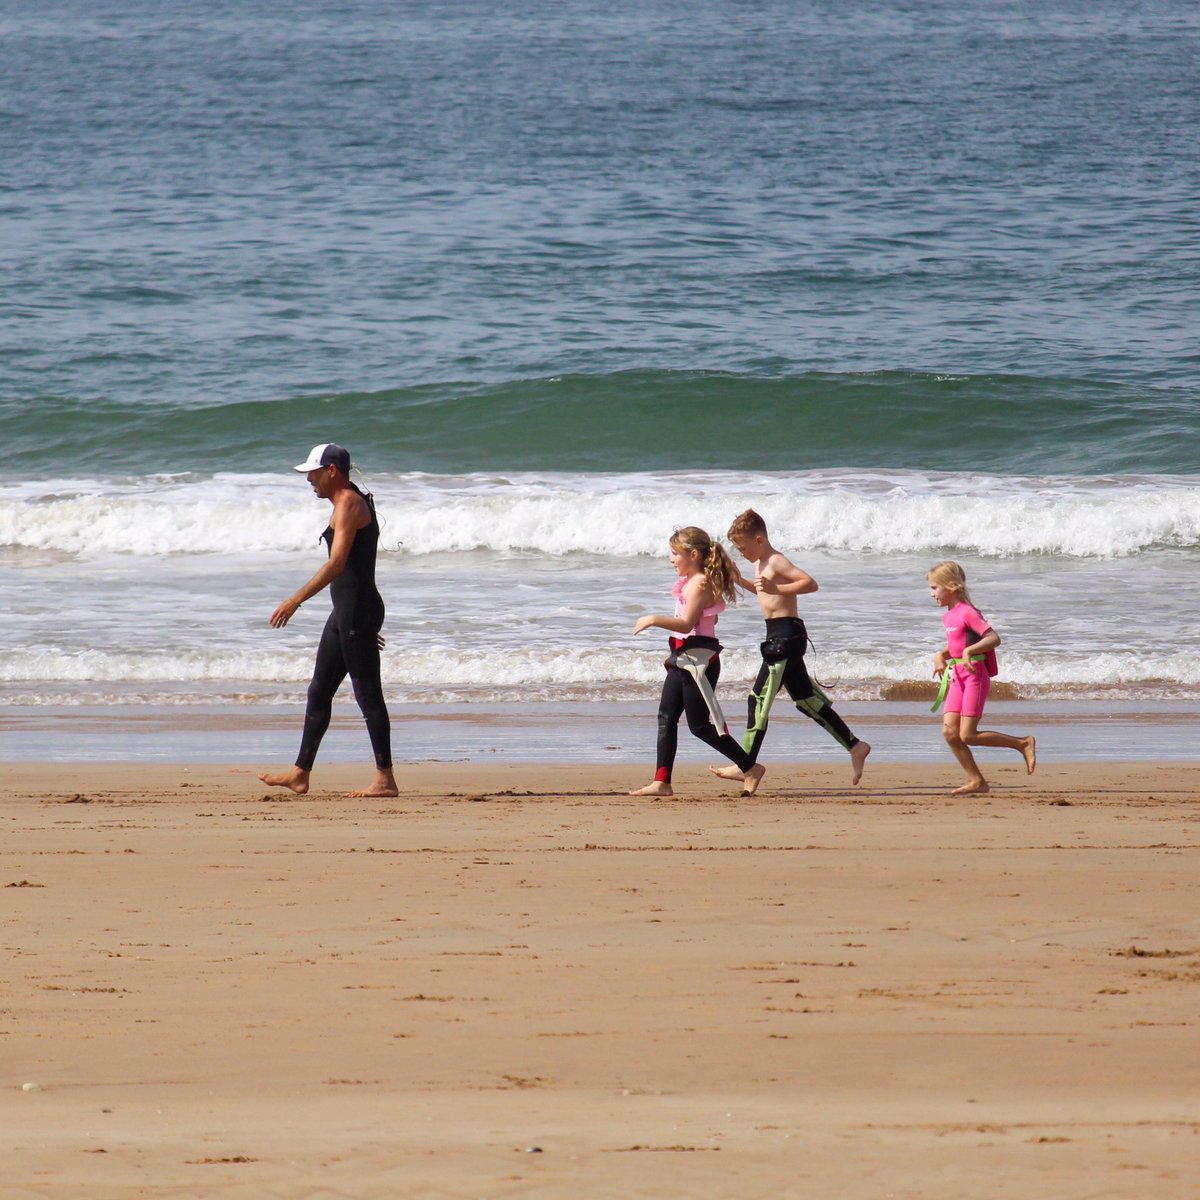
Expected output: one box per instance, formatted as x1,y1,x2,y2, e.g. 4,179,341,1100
294,443,351,473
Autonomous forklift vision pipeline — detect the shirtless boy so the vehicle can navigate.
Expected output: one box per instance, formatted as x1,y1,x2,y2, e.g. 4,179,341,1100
709,509,870,786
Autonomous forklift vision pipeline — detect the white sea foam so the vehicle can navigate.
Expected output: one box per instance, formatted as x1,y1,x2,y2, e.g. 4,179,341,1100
5,646,1198,696
1,469,1197,559
5,468,1200,707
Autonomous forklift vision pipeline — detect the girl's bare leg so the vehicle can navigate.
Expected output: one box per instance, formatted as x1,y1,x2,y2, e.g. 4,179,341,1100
961,719,1037,775
943,713,988,794
850,740,871,785
629,779,673,797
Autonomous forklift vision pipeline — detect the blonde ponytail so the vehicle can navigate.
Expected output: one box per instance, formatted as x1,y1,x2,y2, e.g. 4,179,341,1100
670,526,739,605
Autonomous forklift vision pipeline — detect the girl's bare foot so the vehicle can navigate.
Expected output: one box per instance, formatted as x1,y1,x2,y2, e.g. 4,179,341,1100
258,767,310,795
740,763,766,796
629,780,673,797
952,779,990,795
850,741,871,785
1022,736,1037,775
707,764,745,781
347,769,399,798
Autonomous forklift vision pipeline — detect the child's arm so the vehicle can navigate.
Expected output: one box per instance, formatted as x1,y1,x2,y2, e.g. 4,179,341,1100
964,629,1001,657
936,627,1001,677
754,555,818,597
633,577,711,636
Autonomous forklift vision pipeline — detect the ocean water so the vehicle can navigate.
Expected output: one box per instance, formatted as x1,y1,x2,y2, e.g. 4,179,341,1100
2,0,1198,759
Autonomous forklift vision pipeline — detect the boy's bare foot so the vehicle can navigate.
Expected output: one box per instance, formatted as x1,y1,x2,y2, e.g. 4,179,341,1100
707,764,745,781
952,779,990,795
1022,736,1037,775
740,763,766,797
258,767,310,795
347,769,399,798
850,741,871,785
629,780,673,797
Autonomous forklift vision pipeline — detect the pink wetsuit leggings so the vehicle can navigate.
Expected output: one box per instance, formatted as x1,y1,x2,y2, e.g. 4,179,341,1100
945,663,990,718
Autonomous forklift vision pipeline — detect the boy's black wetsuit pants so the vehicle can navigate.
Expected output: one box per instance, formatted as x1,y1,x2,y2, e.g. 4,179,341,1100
743,617,858,763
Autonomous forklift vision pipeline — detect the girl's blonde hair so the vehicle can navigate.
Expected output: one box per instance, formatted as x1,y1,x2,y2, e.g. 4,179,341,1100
927,559,972,603
671,526,740,605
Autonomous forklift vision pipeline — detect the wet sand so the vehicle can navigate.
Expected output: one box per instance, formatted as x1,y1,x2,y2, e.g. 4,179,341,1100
3,759,1199,1198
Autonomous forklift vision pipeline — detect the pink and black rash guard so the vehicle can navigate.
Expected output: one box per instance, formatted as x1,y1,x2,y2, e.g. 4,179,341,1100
673,575,724,640
942,600,998,674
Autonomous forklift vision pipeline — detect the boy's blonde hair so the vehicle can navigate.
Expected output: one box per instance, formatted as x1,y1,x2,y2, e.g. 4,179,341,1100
727,508,767,540
671,526,740,605
927,560,972,603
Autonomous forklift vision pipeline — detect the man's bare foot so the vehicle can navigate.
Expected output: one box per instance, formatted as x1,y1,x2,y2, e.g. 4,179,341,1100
258,766,310,795
952,779,990,795
740,763,766,797
1022,736,1037,775
850,740,871,785
629,780,673,797
347,769,399,798
707,764,745,781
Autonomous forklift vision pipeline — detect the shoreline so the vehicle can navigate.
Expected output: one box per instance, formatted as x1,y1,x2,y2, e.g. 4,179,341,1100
4,757,1199,795
2,697,1199,764
3,759,1198,1198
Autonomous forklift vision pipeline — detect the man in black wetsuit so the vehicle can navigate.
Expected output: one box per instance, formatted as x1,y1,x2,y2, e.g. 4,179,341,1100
259,443,398,798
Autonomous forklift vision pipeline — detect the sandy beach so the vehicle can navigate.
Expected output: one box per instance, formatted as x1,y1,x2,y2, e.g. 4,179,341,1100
3,758,1199,1198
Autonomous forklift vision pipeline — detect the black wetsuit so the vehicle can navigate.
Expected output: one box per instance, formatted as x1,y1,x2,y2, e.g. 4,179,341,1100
295,486,392,771
744,616,859,764
654,635,756,782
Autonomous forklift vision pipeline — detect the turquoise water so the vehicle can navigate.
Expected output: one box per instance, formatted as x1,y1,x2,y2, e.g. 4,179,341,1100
1,1,1198,759
4,0,1198,467
4,372,1199,476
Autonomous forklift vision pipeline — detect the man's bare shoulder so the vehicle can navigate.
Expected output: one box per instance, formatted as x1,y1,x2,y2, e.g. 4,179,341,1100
331,486,369,526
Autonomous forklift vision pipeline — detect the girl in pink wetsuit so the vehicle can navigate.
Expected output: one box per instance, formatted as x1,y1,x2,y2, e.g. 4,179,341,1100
928,560,1036,795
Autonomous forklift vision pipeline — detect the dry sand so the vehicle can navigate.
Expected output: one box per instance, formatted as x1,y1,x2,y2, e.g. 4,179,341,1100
2,758,1199,1198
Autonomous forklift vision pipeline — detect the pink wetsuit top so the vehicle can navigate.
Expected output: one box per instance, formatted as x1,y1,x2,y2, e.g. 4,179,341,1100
673,575,724,639
942,599,997,716
942,601,997,672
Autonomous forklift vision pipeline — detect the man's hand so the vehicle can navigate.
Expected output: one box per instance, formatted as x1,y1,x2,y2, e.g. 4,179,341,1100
270,597,302,628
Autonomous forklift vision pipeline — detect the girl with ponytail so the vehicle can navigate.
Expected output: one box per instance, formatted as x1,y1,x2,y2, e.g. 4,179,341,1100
629,527,765,797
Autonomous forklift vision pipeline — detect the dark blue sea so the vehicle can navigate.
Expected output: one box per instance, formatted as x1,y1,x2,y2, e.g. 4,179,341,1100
2,0,1198,760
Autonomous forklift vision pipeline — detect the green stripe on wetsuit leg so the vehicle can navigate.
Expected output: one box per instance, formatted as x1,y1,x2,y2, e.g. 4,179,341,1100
742,659,787,754
793,678,856,752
